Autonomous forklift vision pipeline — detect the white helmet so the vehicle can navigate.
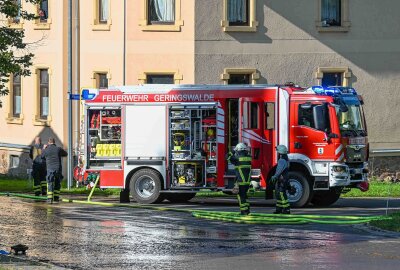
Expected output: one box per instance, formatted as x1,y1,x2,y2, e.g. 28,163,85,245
276,145,288,154
234,143,249,152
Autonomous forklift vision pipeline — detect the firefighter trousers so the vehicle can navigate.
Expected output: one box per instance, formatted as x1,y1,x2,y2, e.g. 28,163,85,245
237,182,250,215
32,165,47,196
275,179,290,214
47,170,62,202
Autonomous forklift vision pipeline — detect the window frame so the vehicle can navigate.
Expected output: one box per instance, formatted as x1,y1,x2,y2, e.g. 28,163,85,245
33,67,52,126
92,71,111,88
221,68,260,85
92,0,112,31
6,74,24,125
138,71,183,84
314,67,352,87
221,0,258,32
39,69,49,120
139,0,184,32
316,0,350,32
7,0,24,29
34,0,52,30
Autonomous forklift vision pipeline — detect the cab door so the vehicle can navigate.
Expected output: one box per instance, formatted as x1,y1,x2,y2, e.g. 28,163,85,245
291,102,335,160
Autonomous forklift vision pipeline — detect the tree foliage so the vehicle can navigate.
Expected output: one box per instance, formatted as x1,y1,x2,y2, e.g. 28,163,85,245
0,0,40,107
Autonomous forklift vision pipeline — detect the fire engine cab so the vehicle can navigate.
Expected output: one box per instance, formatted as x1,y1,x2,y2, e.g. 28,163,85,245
79,84,369,207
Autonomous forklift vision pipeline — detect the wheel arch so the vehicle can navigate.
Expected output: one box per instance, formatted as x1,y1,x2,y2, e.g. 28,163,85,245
125,166,164,190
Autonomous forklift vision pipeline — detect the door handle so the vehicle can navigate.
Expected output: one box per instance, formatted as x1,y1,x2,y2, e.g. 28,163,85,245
294,142,302,149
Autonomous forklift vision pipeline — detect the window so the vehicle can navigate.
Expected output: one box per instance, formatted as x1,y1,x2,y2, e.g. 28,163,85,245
96,73,109,88
315,67,351,87
316,0,350,32
10,155,20,169
221,68,259,85
298,104,316,129
322,72,342,87
149,0,175,24
243,102,258,129
39,0,48,22
34,0,51,29
140,0,183,31
8,0,23,28
147,74,174,84
228,74,250,85
39,69,49,120
321,0,341,26
265,102,275,130
222,0,258,32
228,0,249,26
12,74,21,118
139,72,183,84
99,0,109,24
93,0,111,30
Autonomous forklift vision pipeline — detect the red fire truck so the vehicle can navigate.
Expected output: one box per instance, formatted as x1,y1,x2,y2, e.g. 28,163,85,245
79,84,369,207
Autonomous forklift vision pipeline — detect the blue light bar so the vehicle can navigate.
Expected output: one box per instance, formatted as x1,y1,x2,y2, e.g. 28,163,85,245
309,86,357,96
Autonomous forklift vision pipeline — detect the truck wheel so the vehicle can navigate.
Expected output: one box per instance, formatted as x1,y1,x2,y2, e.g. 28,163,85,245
166,193,196,203
129,169,164,204
287,171,311,208
311,189,341,207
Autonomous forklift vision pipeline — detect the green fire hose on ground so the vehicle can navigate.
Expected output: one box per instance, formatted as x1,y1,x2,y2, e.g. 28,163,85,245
0,192,391,225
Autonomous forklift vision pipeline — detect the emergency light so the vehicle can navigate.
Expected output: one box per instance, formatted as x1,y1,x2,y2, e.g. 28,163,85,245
309,86,357,97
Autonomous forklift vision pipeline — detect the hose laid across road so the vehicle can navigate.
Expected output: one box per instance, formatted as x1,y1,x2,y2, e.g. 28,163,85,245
0,192,391,225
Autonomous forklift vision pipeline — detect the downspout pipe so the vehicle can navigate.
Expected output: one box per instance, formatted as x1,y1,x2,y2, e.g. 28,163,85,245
123,0,126,85
74,0,80,162
67,0,73,190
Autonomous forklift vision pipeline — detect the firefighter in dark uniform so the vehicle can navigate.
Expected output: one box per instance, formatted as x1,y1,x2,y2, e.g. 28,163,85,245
227,143,252,215
41,138,68,203
270,145,291,214
29,137,47,196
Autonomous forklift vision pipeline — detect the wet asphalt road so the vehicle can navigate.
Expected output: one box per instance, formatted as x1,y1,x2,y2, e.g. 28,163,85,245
1,196,400,270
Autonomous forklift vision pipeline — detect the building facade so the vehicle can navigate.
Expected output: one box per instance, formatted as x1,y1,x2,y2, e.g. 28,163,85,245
1,0,399,177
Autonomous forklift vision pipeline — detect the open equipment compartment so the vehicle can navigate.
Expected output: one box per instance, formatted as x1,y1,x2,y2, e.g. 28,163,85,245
86,107,122,169
169,104,218,188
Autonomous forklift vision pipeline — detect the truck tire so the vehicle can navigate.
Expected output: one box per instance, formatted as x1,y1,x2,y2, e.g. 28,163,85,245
166,193,196,203
129,169,164,204
287,171,311,208
311,189,341,207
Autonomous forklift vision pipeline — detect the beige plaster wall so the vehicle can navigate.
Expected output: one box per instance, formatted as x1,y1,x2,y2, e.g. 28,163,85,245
125,0,195,84
0,0,68,147
194,0,400,151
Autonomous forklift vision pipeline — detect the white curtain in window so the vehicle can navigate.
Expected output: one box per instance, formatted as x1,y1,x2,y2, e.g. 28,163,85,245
100,0,109,22
153,0,175,22
228,0,246,22
321,0,340,22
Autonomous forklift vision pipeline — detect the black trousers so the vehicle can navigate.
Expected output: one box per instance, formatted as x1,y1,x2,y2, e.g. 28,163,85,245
237,183,250,213
275,179,290,213
46,170,62,201
32,164,46,196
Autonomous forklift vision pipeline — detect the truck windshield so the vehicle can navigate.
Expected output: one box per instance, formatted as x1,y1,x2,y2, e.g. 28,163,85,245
336,104,366,136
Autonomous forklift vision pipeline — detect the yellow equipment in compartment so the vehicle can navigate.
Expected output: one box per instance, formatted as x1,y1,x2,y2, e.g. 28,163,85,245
95,144,121,157
173,132,186,151
174,161,203,186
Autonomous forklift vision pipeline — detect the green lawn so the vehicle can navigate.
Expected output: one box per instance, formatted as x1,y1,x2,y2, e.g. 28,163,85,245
370,212,400,232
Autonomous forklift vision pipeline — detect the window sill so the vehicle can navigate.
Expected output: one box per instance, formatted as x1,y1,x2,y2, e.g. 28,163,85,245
6,115,24,125
221,20,258,32
7,22,24,29
33,116,51,126
316,21,350,32
34,18,52,30
92,19,112,31
139,20,184,32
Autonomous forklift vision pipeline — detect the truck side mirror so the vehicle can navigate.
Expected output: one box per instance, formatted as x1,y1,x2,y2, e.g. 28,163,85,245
313,103,329,132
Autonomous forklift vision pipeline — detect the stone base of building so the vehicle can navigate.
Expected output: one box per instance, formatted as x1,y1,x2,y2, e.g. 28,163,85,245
369,156,400,180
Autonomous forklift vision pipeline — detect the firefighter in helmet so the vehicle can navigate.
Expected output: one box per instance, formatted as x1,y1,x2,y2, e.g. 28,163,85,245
227,142,252,215
270,145,291,214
